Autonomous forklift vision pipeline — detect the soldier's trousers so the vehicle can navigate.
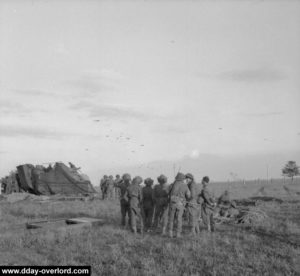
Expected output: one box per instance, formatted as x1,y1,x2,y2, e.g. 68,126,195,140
201,205,215,232
120,200,130,226
169,203,184,235
107,187,114,199
102,189,107,200
153,204,169,229
130,206,144,233
143,206,154,229
188,204,201,233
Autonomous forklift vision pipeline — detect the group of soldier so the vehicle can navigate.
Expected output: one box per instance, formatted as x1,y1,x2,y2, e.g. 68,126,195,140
100,172,219,238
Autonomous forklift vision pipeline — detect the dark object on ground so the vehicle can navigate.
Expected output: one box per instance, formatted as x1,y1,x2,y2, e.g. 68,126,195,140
249,196,283,204
26,217,104,229
234,196,283,207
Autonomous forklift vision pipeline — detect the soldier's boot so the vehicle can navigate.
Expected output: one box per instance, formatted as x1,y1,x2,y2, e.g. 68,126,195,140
132,226,137,234
169,230,173,238
161,227,166,236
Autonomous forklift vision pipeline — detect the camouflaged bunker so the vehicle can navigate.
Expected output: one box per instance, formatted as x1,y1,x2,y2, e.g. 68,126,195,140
16,162,96,195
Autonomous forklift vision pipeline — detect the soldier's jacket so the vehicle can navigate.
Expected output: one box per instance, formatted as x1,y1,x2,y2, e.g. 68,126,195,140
142,186,154,209
169,180,191,206
188,181,201,204
116,181,130,202
153,183,169,206
106,178,115,188
100,179,108,190
200,186,215,209
126,183,143,208
114,178,122,187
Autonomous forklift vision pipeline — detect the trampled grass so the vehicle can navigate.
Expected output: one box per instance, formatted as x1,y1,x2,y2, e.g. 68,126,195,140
0,182,300,275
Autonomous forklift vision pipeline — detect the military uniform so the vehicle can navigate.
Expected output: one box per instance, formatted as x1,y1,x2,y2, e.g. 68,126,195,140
200,178,215,232
218,190,231,217
126,176,144,234
115,174,131,227
114,175,122,198
186,173,201,235
169,173,191,238
153,175,169,235
107,176,115,199
142,178,154,230
100,176,108,200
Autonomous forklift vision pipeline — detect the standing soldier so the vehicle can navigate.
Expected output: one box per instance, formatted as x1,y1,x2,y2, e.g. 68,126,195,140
169,172,191,238
126,176,144,234
1,177,8,194
142,178,154,232
115,173,131,227
107,175,115,199
100,175,108,200
200,176,216,232
153,174,169,235
114,174,122,198
185,173,201,235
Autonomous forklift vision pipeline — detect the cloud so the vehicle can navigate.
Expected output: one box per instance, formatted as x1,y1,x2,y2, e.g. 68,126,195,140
69,100,153,121
241,111,283,117
217,68,286,82
152,124,190,134
0,100,31,115
63,78,114,95
89,105,151,121
12,88,53,97
0,98,50,117
84,68,125,82
0,125,69,139
61,69,125,96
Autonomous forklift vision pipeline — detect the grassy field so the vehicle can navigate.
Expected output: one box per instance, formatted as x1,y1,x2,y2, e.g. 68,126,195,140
0,181,300,275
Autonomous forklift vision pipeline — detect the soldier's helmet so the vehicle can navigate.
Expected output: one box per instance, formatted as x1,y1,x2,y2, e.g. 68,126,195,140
202,176,210,183
175,172,186,181
132,176,143,185
116,174,120,178
122,173,131,182
104,175,108,179
144,178,154,186
157,174,167,184
185,173,194,181
109,175,113,179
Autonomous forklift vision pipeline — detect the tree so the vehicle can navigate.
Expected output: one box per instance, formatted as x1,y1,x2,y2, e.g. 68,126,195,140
282,161,299,182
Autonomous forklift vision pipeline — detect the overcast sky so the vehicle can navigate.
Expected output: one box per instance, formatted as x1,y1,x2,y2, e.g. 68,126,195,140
0,0,299,183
